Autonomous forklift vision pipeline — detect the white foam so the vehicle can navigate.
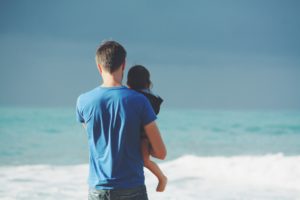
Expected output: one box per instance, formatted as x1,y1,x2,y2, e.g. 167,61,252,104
146,154,300,200
1,154,300,200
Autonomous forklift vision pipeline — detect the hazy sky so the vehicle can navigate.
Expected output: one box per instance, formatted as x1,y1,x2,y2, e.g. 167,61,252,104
0,0,299,109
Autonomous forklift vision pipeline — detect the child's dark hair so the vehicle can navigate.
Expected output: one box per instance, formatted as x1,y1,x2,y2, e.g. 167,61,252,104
127,65,152,90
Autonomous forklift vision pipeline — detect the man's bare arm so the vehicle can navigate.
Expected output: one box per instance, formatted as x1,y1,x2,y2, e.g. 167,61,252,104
144,121,167,160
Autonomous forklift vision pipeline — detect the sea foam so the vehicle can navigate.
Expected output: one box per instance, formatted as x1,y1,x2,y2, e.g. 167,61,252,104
1,154,300,200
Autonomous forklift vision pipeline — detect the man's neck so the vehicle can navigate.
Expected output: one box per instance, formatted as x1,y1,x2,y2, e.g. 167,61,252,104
101,81,122,87
101,72,123,87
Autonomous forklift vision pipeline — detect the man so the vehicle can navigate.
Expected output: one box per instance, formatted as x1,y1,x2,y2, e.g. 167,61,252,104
76,41,167,200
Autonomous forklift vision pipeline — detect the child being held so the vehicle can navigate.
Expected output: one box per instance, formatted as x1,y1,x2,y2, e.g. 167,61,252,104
127,65,167,192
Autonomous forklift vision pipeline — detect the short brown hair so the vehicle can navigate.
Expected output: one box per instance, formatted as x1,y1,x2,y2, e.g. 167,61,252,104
95,41,126,73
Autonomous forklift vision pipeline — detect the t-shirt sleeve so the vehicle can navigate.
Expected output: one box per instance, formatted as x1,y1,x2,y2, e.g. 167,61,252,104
76,97,85,123
141,97,157,126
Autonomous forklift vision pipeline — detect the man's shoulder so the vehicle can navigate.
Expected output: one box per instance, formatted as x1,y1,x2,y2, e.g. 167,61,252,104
77,86,146,104
77,87,100,100
112,88,150,108
125,88,149,102
136,91,163,115
76,86,102,108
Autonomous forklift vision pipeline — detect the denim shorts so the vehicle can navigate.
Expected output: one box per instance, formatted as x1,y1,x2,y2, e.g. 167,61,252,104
88,185,148,200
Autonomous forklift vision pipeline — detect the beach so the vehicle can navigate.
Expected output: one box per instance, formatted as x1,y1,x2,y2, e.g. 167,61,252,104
1,154,300,199
1,107,300,199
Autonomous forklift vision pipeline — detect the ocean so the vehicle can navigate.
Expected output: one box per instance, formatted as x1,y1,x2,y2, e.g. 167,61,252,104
1,107,300,199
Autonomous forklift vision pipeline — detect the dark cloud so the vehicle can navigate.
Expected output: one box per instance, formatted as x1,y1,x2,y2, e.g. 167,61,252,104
0,0,299,109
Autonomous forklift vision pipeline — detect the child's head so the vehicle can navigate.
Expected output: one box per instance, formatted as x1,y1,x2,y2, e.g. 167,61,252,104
127,65,152,90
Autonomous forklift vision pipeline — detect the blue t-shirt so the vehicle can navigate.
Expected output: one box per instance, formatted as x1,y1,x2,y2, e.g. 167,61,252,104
76,86,156,190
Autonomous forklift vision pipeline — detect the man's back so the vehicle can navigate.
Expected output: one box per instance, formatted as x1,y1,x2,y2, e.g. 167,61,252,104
76,86,156,190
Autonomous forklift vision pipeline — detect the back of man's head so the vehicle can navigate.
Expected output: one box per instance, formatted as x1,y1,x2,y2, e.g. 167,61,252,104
95,41,127,73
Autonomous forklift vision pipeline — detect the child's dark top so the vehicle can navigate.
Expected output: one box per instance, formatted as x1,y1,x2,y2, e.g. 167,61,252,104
137,90,163,115
135,89,163,138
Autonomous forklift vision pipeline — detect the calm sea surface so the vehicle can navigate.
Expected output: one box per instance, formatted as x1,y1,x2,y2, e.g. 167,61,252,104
0,107,300,165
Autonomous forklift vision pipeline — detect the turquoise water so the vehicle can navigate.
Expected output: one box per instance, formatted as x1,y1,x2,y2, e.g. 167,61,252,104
1,107,300,199
0,107,87,165
1,107,300,166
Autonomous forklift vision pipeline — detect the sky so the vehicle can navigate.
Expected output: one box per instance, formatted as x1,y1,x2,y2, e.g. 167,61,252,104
0,0,300,109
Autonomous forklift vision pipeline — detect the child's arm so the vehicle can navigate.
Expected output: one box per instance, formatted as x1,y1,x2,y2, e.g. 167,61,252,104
144,121,167,160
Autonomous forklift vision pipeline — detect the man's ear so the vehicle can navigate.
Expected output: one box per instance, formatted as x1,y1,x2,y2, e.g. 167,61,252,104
97,64,103,74
121,61,126,71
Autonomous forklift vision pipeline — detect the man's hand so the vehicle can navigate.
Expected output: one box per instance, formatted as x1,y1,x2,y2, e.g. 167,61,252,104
144,121,167,160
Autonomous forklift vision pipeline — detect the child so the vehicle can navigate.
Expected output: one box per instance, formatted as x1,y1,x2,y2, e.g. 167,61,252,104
127,65,168,192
